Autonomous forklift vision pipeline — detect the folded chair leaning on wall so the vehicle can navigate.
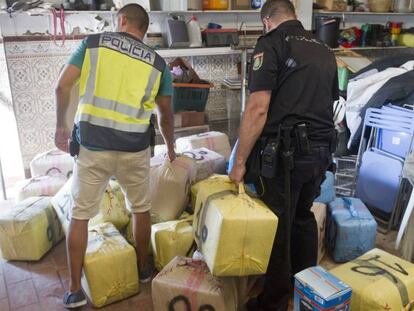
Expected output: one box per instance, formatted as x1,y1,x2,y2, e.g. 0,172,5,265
355,106,414,233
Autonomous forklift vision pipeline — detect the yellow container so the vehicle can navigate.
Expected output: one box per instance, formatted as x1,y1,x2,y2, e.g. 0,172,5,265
0,197,64,261
203,0,229,10
399,34,414,47
81,223,139,308
191,174,236,211
194,176,278,276
151,216,194,271
330,248,414,311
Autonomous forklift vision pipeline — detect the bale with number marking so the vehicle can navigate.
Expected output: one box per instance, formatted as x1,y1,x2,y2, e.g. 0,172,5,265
0,197,64,261
193,175,278,276
330,248,414,311
176,131,231,161
152,256,252,311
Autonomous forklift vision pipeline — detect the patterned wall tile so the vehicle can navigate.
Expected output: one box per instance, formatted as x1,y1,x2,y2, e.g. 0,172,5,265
206,89,228,121
5,39,81,169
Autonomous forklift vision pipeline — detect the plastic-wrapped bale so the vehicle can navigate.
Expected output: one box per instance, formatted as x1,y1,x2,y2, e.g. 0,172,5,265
155,148,226,183
51,178,130,235
152,256,253,311
327,197,377,262
30,148,74,178
122,219,152,255
330,248,414,311
154,144,168,156
82,222,139,308
191,174,236,211
311,202,327,264
176,131,231,161
15,173,67,203
315,171,336,204
150,156,196,223
151,216,194,271
193,176,278,276
0,197,64,261
180,148,226,182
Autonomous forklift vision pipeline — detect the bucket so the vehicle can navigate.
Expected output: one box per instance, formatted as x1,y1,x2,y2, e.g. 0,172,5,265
315,16,341,48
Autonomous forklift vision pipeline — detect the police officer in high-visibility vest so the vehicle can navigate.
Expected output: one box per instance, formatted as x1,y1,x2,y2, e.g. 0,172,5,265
229,1,338,310
54,4,175,308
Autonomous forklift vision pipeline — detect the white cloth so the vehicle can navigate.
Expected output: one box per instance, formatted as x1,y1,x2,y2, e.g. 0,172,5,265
346,61,414,149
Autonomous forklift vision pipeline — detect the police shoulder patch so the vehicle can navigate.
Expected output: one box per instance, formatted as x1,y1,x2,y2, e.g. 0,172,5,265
253,52,264,71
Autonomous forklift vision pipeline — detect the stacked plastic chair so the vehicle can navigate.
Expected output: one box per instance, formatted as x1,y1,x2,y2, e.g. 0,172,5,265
355,105,414,232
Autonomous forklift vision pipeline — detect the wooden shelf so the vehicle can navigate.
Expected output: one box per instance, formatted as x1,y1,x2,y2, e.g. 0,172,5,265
0,9,260,16
333,46,409,51
314,10,414,16
156,46,241,57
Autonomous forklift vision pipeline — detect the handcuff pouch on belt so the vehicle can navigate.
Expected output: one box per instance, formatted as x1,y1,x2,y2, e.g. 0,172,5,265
245,123,313,182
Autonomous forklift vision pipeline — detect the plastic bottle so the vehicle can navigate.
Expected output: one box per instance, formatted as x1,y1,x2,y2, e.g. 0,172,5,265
187,16,203,48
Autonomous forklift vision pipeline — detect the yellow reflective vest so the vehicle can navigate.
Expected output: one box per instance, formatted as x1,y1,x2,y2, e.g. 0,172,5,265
75,32,165,151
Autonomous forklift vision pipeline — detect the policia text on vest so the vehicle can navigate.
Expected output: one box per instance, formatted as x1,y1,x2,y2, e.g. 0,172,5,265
74,32,166,152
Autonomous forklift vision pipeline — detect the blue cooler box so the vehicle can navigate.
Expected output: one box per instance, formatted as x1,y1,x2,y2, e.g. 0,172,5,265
315,171,335,204
294,266,352,311
327,197,377,263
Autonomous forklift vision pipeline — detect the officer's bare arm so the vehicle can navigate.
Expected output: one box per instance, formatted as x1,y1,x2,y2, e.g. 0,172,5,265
156,96,175,156
55,64,81,129
235,90,272,166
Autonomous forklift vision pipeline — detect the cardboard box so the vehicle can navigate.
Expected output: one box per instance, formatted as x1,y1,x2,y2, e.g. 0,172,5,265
174,111,205,128
294,266,352,311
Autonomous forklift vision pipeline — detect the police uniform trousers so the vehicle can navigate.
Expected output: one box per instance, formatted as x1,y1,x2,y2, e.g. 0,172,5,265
255,145,332,311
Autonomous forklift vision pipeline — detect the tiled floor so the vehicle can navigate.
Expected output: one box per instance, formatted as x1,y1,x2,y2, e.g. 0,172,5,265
0,230,401,310
0,241,153,311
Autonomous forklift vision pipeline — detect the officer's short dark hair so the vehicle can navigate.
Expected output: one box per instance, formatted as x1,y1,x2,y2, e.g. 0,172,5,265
117,4,149,33
261,0,296,21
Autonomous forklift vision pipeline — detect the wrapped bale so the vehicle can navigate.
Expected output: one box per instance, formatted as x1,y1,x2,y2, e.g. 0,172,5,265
150,156,196,223
193,176,278,276
122,219,153,255
15,173,67,203
154,144,168,156
0,197,64,260
152,256,251,311
327,197,377,262
30,148,74,178
181,148,226,182
191,174,236,211
330,248,414,311
176,131,231,161
51,178,130,235
311,202,327,264
151,216,194,271
315,171,336,204
82,222,139,308
154,148,226,183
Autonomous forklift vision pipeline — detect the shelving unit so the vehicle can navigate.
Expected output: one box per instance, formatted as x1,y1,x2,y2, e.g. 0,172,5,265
157,46,241,57
314,10,414,16
312,9,414,28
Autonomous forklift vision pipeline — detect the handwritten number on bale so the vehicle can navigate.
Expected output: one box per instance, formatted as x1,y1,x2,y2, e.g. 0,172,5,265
169,295,215,311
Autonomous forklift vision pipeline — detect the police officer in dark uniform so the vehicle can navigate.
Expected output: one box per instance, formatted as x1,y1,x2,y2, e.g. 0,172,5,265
229,1,338,310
